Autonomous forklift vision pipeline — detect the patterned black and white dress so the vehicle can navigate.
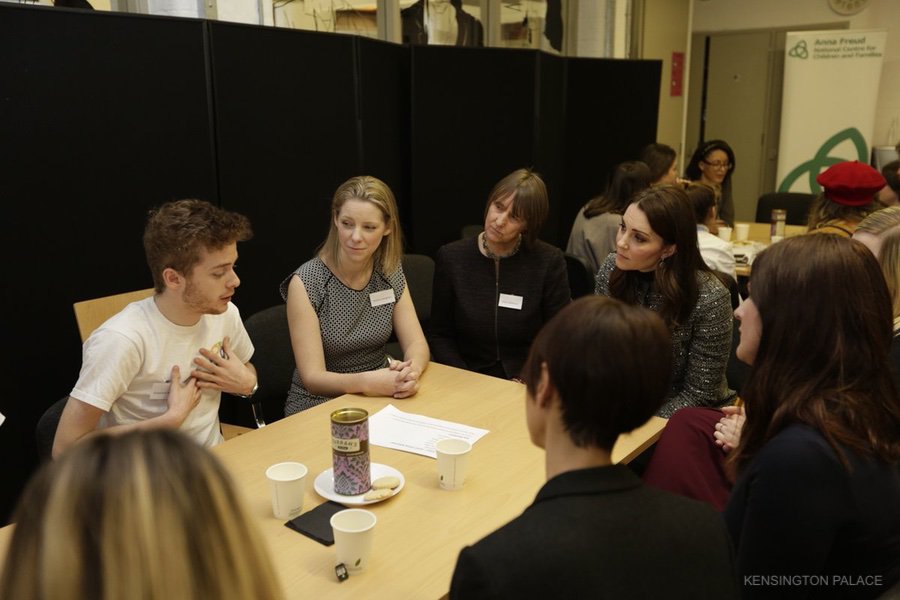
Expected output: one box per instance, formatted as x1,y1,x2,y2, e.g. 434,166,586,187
279,258,406,415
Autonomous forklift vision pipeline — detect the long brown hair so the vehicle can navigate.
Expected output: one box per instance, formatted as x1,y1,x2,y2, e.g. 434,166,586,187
732,235,900,473
609,185,711,327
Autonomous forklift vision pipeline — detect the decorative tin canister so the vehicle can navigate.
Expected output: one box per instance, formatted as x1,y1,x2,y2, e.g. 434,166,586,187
331,408,371,495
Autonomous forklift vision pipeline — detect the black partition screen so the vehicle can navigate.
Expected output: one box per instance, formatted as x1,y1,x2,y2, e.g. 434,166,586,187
409,46,539,257
562,58,662,233
0,5,216,522
356,38,411,250
208,22,362,315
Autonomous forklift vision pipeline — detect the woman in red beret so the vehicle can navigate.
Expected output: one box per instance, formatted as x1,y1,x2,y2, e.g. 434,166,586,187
807,160,886,236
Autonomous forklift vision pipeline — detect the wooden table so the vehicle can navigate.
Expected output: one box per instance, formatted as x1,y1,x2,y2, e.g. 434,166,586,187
733,221,808,277
0,363,667,598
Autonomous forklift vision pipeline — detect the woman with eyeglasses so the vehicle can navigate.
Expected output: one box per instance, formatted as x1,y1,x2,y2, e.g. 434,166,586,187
685,140,736,228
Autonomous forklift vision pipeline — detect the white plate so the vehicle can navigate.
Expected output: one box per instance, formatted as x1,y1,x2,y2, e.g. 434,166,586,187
314,462,405,506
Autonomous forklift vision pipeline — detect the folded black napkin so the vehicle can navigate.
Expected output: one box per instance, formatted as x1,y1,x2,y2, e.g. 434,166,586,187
285,500,346,546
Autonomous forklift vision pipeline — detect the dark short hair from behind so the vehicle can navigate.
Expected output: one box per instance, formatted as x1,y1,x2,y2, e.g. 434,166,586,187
521,296,672,450
685,182,717,224
143,199,253,293
639,143,677,184
484,168,549,246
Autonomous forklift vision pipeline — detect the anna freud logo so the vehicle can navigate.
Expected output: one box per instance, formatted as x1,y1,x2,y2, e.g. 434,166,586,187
789,40,809,59
745,575,883,588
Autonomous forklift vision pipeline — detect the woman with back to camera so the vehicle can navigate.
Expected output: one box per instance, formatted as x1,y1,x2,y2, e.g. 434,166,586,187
807,160,886,237
429,168,570,380
566,160,652,273
0,429,284,600
449,296,739,599
281,175,429,415
594,185,735,416
640,142,680,186
686,182,737,280
724,235,900,597
685,139,736,227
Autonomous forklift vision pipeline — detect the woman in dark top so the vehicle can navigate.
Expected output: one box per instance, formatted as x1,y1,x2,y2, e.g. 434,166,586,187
685,139,736,227
449,297,739,600
429,168,570,380
725,235,900,598
594,185,734,416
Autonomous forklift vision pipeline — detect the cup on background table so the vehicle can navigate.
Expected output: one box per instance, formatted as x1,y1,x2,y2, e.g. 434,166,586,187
266,461,308,520
331,508,377,572
436,438,472,490
717,226,733,242
734,223,750,242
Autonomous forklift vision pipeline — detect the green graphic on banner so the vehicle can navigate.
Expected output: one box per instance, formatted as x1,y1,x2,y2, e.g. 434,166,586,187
777,127,868,193
788,40,809,59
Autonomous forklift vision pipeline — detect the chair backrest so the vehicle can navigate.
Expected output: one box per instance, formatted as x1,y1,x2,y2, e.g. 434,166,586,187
233,304,295,426
73,288,154,342
564,253,594,299
711,270,741,311
402,253,436,323
754,192,817,226
38,289,156,460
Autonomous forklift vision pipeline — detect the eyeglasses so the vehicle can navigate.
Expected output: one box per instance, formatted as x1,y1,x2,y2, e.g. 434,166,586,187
702,160,733,171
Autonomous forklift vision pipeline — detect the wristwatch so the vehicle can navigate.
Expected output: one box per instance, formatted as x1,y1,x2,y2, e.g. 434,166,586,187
235,381,259,398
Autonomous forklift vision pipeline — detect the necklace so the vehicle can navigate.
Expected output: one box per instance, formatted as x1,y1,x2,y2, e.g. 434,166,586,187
481,232,522,260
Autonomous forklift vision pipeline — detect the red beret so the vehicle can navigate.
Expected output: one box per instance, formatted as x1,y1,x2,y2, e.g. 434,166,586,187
816,161,886,207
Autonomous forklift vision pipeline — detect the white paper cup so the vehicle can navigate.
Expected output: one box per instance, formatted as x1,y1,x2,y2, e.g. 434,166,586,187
331,509,377,572
717,226,733,242
436,438,472,490
734,223,750,242
266,461,307,520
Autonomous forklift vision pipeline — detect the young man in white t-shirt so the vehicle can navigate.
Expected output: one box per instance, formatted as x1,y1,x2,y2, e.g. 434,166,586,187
53,199,258,457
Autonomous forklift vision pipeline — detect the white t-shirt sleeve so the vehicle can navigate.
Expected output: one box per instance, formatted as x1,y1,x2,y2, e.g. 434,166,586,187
70,328,143,412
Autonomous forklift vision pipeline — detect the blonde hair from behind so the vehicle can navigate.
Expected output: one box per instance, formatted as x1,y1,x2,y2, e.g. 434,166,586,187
856,205,900,319
0,430,284,600
320,175,404,276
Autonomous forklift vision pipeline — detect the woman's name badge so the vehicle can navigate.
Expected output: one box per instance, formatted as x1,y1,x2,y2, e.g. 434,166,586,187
369,289,396,307
498,293,524,310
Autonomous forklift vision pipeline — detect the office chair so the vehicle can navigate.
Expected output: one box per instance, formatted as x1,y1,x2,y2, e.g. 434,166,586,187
564,253,595,299
386,253,436,359
222,304,295,428
754,192,817,226
37,289,155,461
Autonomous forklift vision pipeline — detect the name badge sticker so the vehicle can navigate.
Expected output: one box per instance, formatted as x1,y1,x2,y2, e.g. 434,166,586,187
498,293,524,310
150,382,171,401
370,288,396,307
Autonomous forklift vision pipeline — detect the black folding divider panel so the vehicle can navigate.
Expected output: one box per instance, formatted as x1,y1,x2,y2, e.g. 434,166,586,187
534,52,567,247
409,46,538,258
356,38,412,251
208,22,361,317
562,58,661,241
0,4,215,523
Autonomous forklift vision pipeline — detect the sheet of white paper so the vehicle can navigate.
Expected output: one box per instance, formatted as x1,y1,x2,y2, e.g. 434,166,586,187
369,404,489,458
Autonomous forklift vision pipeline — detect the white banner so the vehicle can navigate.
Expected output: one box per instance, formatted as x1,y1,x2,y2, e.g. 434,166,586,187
777,29,887,193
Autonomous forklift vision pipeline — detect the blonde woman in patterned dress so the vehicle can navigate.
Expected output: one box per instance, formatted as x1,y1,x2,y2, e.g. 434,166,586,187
280,176,429,416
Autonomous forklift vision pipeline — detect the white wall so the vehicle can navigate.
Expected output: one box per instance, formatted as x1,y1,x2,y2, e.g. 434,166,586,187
692,0,900,147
